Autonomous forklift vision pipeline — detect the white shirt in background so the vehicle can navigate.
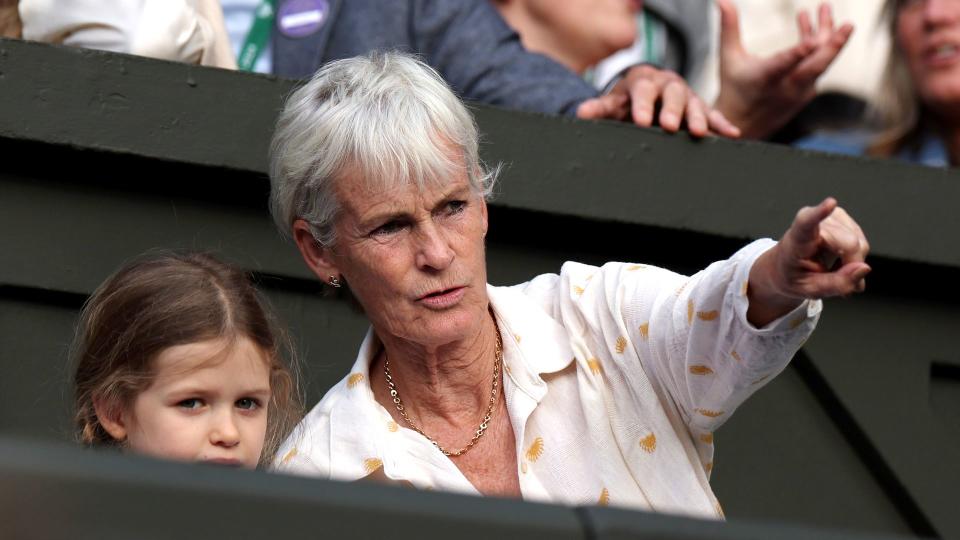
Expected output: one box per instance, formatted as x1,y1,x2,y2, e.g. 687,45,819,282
19,0,236,69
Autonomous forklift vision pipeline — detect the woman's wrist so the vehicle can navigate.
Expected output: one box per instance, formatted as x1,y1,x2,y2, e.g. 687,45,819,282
746,246,804,328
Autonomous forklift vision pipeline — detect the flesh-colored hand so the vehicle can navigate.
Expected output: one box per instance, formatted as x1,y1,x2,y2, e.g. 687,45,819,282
748,198,870,326
578,64,741,138
713,0,854,140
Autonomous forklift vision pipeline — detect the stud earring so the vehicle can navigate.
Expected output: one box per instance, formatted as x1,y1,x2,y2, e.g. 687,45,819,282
328,275,341,288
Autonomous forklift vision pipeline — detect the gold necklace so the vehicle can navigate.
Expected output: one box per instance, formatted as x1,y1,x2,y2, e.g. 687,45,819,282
383,325,503,457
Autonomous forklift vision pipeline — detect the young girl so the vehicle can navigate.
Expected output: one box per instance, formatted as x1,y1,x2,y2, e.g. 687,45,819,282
71,251,302,468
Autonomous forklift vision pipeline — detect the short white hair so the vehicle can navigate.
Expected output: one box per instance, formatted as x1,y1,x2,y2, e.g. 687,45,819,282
269,51,499,246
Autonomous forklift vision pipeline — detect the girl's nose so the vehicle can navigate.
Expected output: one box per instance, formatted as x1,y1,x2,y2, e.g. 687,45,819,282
210,410,241,447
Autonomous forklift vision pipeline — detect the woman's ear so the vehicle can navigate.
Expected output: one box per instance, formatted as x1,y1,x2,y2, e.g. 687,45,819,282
292,219,342,282
479,197,489,237
93,397,128,442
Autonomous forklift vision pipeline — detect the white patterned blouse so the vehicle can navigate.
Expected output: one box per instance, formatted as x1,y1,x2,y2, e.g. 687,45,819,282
274,239,820,519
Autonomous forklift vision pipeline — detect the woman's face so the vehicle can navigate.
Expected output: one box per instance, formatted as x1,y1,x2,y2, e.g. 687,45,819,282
320,166,490,348
897,0,960,112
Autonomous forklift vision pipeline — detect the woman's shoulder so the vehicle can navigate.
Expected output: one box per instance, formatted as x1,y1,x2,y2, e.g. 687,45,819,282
273,373,359,478
492,261,684,321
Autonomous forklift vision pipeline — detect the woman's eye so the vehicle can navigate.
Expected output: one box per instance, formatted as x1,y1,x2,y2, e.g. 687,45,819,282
371,220,406,237
445,200,467,215
236,398,260,410
177,398,203,410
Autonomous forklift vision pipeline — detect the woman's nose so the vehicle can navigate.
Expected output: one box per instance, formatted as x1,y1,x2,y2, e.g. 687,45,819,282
210,410,241,447
414,222,454,271
925,0,960,25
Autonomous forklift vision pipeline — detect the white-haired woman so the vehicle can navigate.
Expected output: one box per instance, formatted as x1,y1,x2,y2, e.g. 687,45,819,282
271,52,869,517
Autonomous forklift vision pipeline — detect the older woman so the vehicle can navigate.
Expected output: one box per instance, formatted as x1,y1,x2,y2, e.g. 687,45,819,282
270,52,869,517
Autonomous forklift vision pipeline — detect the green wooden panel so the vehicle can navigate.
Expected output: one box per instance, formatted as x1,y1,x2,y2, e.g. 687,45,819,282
804,295,960,540
712,363,914,536
0,438,586,540
580,505,911,540
0,297,77,441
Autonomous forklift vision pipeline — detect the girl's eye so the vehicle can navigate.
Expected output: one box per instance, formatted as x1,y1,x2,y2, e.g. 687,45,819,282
177,398,203,409
236,398,260,410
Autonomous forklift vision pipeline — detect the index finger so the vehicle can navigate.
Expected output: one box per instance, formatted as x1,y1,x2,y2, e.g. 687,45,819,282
791,197,838,244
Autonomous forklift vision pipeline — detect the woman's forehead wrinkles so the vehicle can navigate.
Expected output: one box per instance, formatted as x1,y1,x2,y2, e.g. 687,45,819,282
338,174,471,220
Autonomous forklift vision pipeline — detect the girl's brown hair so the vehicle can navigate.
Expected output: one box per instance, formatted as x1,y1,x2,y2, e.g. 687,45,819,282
72,251,303,466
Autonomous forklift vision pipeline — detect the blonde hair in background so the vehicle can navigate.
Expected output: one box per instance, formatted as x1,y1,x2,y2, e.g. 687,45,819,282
868,0,923,157
71,251,303,467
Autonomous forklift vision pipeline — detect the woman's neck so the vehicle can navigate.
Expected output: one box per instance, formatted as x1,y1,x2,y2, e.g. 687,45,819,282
372,312,501,429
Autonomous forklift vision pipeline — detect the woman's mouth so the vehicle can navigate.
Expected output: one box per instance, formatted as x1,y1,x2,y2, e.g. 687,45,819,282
418,286,466,309
925,42,960,68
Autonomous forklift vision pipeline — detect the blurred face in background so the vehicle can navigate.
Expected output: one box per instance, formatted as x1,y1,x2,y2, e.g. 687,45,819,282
497,0,640,73
897,0,960,116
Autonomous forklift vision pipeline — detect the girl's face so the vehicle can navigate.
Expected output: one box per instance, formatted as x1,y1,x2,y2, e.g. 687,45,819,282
118,337,271,468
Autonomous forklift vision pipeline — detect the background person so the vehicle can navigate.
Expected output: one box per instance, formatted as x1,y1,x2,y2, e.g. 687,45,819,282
72,252,302,468
19,0,236,68
492,0,640,76
272,0,739,138
712,0,854,139
269,52,870,515
723,0,889,112
797,0,960,167
866,0,960,165
1,0,19,38
494,0,854,140
591,0,713,97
